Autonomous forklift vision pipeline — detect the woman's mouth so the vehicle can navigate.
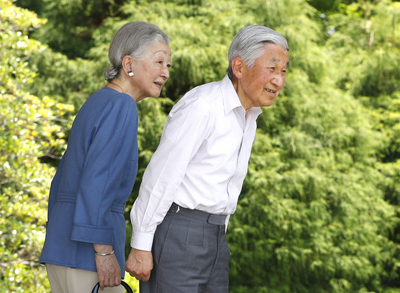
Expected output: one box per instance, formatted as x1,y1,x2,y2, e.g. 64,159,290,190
154,82,164,90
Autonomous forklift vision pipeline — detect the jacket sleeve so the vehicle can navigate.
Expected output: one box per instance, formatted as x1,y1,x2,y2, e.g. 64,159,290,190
70,97,138,245
130,97,213,251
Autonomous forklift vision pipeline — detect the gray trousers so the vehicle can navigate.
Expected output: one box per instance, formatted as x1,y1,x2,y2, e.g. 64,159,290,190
140,204,230,293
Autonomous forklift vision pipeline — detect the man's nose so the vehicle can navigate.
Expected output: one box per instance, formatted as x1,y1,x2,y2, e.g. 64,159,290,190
272,73,285,87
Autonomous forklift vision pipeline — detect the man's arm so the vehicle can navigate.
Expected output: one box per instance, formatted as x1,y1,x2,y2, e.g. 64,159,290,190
126,97,214,280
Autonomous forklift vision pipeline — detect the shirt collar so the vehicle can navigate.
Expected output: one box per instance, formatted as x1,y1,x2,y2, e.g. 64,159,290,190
220,75,262,118
221,75,243,116
248,106,263,118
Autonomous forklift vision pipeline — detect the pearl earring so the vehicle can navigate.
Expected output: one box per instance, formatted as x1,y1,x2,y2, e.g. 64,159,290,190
128,71,134,77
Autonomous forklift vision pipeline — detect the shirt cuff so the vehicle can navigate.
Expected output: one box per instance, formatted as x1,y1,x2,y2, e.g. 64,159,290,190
130,231,154,251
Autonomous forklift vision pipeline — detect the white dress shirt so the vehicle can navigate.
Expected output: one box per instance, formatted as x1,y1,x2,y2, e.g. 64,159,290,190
130,75,262,251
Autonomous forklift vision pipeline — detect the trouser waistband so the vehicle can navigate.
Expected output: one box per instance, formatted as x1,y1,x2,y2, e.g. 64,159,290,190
169,203,226,225
56,194,125,214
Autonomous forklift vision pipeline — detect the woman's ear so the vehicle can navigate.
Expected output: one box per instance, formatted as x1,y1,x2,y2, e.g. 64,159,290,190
232,57,245,80
121,55,135,76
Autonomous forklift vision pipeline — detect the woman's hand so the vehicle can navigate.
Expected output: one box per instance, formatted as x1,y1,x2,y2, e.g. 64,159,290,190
125,248,153,282
94,244,121,290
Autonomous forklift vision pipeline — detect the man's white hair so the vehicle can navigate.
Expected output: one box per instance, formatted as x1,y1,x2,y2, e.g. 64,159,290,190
227,25,289,81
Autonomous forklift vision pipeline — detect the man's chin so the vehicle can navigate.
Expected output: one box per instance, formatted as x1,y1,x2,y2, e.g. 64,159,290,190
262,98,277,107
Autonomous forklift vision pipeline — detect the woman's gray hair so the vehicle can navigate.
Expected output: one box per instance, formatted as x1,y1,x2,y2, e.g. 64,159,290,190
227,25,289,81
104,21,170,82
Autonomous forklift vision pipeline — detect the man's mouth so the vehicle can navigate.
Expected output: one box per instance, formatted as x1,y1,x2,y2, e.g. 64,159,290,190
265,88,276,93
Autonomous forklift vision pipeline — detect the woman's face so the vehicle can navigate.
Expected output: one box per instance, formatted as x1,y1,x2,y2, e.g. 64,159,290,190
131,42,171,101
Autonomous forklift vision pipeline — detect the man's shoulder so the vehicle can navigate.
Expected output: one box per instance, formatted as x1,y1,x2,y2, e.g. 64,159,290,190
182,79,224,105
168,80,223,120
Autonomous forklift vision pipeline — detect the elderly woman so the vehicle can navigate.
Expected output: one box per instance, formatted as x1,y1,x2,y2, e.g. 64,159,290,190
39,21,171,293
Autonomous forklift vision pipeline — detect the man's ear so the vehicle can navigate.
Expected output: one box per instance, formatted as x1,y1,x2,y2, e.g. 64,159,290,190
232,57,245,79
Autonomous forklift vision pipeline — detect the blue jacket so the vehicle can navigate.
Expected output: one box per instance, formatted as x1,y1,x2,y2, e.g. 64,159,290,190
40,88,139,277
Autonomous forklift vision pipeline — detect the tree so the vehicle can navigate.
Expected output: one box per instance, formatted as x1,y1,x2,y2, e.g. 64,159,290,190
26,0,129,59
227,0,400,291
7,0,400,292
323,1,400,289
0,0,72,291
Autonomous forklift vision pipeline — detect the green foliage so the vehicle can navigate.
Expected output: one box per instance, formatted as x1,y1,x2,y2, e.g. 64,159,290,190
31,0,129,58
326,1,400,98
4,0,400,292
227,1,400,291
26,48,105,110
325,1,400,157
229,80,398,292
0,94,59,293
0,0,45,92
0,0,73,291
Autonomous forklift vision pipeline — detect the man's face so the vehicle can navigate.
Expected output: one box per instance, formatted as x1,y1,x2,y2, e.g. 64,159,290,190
237,43,289,110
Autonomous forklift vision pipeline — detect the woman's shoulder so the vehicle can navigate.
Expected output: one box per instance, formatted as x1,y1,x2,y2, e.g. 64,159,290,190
80,88,138,116
88,87,136,106
73,88,137,126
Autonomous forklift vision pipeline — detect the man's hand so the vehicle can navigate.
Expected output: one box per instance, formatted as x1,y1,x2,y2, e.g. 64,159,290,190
125,248,153,282
94,244,121,290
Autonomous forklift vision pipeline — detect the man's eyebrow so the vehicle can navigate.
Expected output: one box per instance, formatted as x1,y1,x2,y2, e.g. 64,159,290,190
271,57,290,68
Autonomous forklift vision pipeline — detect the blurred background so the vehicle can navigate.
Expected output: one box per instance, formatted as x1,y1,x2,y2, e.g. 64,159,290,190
2,0,400,292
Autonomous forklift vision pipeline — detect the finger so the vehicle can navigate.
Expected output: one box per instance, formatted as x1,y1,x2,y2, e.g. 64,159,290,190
115,276,121,287
99,276,105,290
107,278,113,288
137,272,150,282
106,275,114,287
125,263,135,276
141,271,151,282
125,262,130,272
103,277,109,288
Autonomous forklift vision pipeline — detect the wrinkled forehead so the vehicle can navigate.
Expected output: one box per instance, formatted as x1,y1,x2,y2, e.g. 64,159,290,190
262,43,290,67
142,41,171,58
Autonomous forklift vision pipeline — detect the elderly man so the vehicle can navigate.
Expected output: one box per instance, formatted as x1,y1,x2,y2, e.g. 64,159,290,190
125,25,289,293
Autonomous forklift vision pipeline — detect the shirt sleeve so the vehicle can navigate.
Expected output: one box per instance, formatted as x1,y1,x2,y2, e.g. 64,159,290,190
130,97,213,251
70,96,138,245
